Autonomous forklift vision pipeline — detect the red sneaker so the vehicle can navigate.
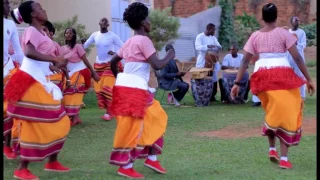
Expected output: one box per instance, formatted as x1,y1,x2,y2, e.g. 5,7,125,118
13,169,39,180
269,150,279,163
117,167,144,179
101,114,112,121
4,146,17,160
44,161,70,172
279,160,293,169
144,159,167,174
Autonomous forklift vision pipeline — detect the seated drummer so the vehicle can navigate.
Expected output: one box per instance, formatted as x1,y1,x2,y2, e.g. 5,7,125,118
159,44,189,106
219,43,250,103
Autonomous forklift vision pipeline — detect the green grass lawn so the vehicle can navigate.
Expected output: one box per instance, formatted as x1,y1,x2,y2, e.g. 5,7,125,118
4,68,316,180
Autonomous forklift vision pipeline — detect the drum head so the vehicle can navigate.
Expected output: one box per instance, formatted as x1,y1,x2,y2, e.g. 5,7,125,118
223,69,238,74
205,51,218,69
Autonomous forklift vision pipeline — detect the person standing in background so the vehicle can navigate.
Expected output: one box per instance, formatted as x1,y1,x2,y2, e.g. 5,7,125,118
82,17,124,121
195,23,222,102
289,16,307,100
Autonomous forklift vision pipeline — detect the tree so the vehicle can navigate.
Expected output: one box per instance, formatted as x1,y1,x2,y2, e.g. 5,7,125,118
218,0,236,50
53,16,93,54
148,7,180,51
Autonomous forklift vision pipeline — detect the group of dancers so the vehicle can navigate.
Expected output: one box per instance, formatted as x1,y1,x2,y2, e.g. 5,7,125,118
3,0,316,180
4,1,172,179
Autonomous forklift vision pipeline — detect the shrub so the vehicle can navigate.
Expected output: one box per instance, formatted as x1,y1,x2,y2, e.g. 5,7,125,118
218,0,236,51
53,16,93,54
234,12,260,48
148,7,180,51
301,22,317,46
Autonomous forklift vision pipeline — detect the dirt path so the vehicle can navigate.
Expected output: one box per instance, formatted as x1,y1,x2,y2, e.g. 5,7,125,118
195,117,316,139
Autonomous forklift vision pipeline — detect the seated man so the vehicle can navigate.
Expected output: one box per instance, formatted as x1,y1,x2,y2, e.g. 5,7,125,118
219,43,250,104
159,44,189,106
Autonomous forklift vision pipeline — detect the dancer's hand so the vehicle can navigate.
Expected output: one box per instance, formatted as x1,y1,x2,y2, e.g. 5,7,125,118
307,80,315,96
49,65,62,74
92,72,100,82
166,49,175,60
230,85,240,100
56,59,68,69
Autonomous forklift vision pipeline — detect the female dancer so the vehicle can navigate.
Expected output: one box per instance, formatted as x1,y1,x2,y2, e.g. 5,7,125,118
108,2,175,178
42,20,70,90
7,1,71,179
3,0,24,160
61,27,100,125
231,3,315,169
83,17,124,121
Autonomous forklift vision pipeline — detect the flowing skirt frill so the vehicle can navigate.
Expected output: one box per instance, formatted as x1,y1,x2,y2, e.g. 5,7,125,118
93,62,123,111
62,68,91,116
3,63,19,137
4,70,70,161
109,73,167,166
250,55,306,146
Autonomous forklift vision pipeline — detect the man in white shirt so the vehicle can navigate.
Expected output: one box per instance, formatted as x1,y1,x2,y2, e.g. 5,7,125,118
82,17,124,121
219,44,249,103
289,16,307,100
195,23,222,102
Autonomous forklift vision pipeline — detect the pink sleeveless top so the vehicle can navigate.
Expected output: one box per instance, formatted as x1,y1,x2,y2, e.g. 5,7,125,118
21,26,58,57
244,27,296,54
61,44,86,63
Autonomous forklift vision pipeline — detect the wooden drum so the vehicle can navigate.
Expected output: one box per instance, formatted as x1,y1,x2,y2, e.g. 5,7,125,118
204,51,219,69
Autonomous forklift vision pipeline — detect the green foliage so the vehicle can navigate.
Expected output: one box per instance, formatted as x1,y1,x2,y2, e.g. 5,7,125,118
218,0,236,51
234,12,260,48
301,22,317,46
306,60,316,67
148,7,180,51
52,16,93,54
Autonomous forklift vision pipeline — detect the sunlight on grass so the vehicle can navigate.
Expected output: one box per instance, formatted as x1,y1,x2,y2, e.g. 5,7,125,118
4,67,316,180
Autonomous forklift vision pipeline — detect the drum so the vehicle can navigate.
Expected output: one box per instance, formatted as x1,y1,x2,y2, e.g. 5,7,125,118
220,71,249,104
205,51,219,69
191,76,213,107
223,69,238,74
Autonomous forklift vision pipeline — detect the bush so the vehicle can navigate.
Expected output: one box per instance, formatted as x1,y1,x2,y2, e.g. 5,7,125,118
301,22,317,46
306,60,316,67
218,0,236,51
234,12,260,48
53,16,93,54
148,7,180,51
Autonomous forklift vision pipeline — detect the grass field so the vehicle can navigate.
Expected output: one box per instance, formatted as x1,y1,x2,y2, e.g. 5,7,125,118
4,68,316,180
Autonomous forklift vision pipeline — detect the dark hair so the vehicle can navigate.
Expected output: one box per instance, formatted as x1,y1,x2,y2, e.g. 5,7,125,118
165,44,174,52
44,21,55,34
64,28,77,49
230,42,239,50
11,1,34,24
123,2,149,30
206,23,215,30
262,3,277,23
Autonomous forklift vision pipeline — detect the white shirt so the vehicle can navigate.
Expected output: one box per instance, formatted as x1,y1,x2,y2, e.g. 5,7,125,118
289,28,306,61
3,18,24,66
83,31,123,64
222,53,244,68
195,32,222,68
